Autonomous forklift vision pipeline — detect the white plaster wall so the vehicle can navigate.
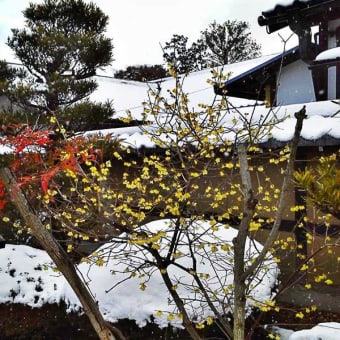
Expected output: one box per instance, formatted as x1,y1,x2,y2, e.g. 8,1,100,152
328,66,337,99
276,60,316,105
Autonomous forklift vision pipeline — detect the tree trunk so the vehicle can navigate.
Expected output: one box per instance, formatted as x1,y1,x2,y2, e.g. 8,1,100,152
160,270,202,340
232,107,306,340
0,167,125,340
233,279,246,340
243,106,306,278
232,143,256,340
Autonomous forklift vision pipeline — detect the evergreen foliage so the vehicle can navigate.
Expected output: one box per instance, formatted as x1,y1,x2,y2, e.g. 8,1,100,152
201,20,261,65
114,64,168,81
162,34,208,73
60,100,115,131
295,153,340,219
163,20,261,72
0,61,16,94
3,0,114,132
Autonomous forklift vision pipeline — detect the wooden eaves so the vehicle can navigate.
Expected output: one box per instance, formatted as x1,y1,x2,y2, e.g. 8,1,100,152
258,0,340,34
214,47,301,102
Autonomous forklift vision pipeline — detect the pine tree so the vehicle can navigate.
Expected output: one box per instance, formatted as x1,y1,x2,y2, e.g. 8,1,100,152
114,64,168,81
163,21,261,73
4,0,114,131
162,34,208,74
201,20,261,66
0,61,15,93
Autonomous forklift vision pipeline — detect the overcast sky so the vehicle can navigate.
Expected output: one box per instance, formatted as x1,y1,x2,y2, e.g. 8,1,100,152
0,0,298,69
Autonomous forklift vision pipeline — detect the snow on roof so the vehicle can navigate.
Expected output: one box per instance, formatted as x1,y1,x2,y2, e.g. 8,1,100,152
86,99,340,149
86,52,340,149
315,47,340,61
91,54,278,121
90,76,153,118
2,53,339,153
267,101,340,142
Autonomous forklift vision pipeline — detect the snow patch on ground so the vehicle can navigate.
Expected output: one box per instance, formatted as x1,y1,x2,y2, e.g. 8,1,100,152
0,220,339,338
273,323,340,340
0,220,278,328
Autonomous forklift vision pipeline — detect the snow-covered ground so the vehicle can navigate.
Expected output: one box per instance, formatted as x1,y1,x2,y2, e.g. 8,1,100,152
0,219,339,338
274,322,340,340
0,220,277,328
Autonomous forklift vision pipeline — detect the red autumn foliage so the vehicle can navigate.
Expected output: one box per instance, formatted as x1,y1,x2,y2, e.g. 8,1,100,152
9,127,53,153
0,123,101,199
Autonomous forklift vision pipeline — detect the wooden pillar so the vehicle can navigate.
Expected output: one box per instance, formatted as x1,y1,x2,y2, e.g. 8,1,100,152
311,65,328,101
336,27,340,98
294,149,308,267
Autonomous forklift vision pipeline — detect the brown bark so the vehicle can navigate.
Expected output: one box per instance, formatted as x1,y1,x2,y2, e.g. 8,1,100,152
232,106,306,340
148,245,202,340
160,270,202,340
243,106,306,279
0,167,125,340
193,273,233,339
233,143,257,340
